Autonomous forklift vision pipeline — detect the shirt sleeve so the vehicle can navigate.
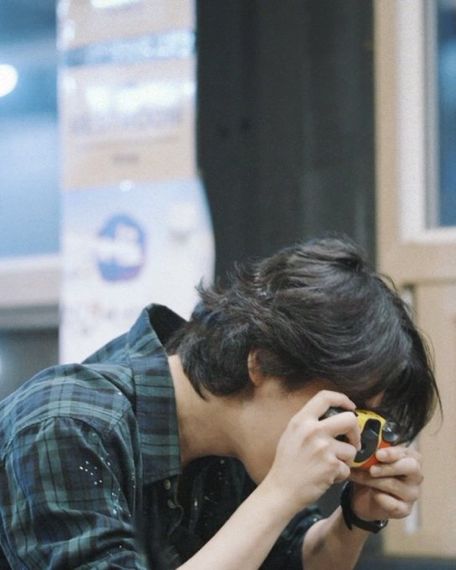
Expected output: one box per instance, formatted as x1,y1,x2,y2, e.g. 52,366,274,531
260,506,323,570
235,465,323,570
0,416,149,569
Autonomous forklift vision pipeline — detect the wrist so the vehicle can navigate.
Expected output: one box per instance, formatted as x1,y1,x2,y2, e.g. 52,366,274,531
258,475,304,522
340,482,388,534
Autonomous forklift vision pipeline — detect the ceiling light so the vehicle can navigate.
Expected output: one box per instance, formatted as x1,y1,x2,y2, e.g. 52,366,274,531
0,64,18,98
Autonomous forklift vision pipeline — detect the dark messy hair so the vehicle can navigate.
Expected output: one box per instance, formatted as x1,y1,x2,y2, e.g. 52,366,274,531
167,237,440,442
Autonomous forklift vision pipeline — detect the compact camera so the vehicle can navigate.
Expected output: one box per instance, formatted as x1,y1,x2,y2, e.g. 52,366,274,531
322,407,399,470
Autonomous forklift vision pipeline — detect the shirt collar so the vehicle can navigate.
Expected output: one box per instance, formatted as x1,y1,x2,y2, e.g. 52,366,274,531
127,304,185,485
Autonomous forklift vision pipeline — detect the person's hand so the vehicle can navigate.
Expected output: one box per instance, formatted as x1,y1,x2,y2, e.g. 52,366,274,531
349,446,422,521
263,390,361,514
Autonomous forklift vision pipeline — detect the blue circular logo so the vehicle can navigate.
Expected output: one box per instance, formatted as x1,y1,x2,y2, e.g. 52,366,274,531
96,214,146,282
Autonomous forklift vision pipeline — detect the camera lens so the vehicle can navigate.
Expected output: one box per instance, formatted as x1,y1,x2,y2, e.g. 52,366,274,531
382,421,400,443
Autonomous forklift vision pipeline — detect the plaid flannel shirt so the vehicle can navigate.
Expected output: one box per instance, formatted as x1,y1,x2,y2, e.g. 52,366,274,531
0,305,321,569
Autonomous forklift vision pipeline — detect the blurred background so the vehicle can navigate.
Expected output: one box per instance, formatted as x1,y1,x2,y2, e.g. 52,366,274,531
0,1,455,568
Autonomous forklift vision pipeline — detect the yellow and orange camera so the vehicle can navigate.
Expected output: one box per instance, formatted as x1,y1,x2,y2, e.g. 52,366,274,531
322,407,399,470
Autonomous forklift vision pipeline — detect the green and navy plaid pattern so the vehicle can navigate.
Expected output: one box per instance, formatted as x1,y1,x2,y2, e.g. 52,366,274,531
0,305,319,569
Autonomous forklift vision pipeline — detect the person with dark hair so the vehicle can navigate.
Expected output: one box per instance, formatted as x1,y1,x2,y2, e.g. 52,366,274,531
0,237,439,569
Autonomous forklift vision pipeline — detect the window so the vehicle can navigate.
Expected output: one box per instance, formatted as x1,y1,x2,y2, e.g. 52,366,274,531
436,0,456,226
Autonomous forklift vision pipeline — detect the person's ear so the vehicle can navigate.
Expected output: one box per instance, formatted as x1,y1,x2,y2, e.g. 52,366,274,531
247,350,267,387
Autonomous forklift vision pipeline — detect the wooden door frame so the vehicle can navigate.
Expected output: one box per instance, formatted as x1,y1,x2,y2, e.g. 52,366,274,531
375,0,456,286
375,0,456,558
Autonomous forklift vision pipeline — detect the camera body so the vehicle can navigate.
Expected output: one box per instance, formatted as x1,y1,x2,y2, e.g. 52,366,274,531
322,407,399,470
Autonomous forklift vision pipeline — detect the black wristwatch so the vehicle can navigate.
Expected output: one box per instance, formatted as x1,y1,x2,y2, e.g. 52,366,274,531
340,482,388,533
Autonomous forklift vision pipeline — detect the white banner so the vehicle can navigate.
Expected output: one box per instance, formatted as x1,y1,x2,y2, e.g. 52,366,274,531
59,0,215,362
60,56,196,188
59,0,193,49
61,180,213,362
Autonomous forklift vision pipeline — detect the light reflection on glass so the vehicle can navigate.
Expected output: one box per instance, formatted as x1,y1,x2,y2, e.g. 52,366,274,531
91,0,142,10
0,64,19,98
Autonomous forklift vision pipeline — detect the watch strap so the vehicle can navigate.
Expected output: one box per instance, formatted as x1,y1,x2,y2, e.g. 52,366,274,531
340,481,388,533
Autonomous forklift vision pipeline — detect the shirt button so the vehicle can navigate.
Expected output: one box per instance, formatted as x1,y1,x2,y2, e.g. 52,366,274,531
167,499,177,509
163,479,171,491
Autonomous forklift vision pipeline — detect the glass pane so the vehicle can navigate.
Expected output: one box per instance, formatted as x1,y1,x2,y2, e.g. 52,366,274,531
0,329,58,400
437,0,456,226
0,1,59,257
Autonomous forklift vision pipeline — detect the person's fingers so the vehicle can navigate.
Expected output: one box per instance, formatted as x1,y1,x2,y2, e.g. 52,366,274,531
333,439,358,464
375,445,420,464
370,456,423,483
334,461,351,483
294,390,356,422
323,412,361,450
372,490,414,519
350,470,420,503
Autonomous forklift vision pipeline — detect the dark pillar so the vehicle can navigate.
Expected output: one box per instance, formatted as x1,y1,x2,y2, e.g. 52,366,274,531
197,0,375,278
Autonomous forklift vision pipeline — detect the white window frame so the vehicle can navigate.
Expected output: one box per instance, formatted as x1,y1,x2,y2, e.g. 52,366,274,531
0,255,60,328
395,0,456,243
